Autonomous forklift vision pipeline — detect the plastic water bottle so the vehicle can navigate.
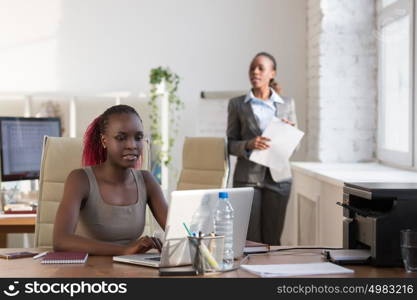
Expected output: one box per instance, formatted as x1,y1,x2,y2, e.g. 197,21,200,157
214,192,234,268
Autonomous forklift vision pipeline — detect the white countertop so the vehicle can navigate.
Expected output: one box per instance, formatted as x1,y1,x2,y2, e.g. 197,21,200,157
290,162,417,187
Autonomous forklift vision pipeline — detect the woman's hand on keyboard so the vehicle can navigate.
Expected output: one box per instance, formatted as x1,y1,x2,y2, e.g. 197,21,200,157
124,236,163,254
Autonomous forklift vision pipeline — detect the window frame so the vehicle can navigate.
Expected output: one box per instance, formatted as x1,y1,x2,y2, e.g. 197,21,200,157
377,0,415,168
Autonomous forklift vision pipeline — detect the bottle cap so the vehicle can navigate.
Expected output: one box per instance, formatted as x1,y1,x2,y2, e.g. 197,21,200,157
219,192,229,199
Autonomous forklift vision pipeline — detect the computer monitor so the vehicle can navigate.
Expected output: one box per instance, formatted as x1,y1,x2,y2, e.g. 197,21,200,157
0,117,61,181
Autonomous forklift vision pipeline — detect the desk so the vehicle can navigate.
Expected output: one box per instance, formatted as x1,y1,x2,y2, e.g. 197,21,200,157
0,215,36,248
0,248,416,278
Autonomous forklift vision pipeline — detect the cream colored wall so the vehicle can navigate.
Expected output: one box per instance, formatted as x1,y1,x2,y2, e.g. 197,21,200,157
30,98,71,137
74,98,117,138
0,100,26,117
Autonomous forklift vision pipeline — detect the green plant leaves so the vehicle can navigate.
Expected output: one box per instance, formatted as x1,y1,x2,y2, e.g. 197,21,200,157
148,66,184,167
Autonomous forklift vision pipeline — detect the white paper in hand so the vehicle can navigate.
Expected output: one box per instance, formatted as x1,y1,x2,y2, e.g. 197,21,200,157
249,118,304,181
269,163,292,182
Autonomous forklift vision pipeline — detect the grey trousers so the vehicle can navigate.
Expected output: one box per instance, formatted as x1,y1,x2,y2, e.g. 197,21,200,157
234,169,291,245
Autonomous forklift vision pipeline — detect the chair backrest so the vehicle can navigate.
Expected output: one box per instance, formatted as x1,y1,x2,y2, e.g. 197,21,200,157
34,136,152,248
177,137,229,190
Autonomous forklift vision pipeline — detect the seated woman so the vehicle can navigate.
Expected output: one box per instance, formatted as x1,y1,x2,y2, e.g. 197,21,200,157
53,104,167,255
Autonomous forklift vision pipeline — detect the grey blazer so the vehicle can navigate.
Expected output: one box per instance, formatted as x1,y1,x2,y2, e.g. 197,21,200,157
227,94,297,185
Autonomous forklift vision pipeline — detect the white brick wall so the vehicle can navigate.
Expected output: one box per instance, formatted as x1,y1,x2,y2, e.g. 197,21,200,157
307,0,377,162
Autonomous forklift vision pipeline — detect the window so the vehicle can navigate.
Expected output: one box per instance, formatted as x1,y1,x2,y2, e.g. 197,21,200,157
377,0,414,167
381,0,399,8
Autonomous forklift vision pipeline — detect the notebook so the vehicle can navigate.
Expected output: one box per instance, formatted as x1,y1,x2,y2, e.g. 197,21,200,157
41,252,88,264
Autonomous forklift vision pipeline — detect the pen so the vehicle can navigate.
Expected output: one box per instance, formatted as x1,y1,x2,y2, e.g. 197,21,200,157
183,222,220,270
208,232,215,253
182,222,193,236
33,251,48,260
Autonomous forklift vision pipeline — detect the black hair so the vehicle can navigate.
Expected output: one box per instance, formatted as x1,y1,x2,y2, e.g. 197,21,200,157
252,52,280,93
254,52,277,71
99,104,142,134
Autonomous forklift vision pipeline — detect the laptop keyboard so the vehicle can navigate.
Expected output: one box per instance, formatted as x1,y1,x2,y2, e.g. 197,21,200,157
144,256,161,261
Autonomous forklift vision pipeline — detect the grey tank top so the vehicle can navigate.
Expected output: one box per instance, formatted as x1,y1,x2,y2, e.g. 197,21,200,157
79,167,147,245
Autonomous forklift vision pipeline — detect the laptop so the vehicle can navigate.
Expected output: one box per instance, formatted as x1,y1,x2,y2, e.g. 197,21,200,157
113,187,254,268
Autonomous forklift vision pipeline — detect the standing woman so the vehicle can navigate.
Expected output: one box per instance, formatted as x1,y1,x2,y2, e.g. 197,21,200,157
53,105,167,255
227,52,297,245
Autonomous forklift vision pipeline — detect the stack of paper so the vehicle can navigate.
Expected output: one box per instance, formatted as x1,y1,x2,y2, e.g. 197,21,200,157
241,262,354,277
244,240,270,254
249,118,304,182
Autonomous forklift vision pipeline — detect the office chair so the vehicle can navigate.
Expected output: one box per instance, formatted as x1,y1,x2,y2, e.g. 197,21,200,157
177,137,229,190
34,136,154,248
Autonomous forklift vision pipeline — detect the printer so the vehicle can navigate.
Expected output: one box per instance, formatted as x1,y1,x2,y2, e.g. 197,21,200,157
342,182,417,267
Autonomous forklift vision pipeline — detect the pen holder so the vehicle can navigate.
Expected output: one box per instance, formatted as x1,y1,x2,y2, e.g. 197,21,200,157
187,235,224,275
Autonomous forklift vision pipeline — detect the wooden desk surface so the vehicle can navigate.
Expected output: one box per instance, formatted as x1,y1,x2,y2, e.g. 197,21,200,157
0,248,416,278
0,215,36,226
0,215,36,247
